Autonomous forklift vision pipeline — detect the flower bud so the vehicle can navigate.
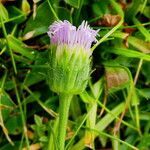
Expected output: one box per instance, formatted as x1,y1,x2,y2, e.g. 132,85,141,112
47,20,99,94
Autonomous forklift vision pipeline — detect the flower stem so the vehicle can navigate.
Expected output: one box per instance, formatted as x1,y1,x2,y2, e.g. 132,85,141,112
58,94,73,150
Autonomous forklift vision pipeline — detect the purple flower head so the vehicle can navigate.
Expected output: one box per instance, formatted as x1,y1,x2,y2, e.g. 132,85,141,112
47,20,99,50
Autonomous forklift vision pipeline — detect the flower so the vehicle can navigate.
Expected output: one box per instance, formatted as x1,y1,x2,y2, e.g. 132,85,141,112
47,20,99,54
47,20,99,94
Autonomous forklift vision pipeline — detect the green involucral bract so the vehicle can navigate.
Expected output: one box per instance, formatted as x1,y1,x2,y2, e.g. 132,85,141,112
48,44,91,94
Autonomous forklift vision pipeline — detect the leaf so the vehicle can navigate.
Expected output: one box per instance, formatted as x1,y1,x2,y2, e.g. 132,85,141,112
7,35,35,60
126,0,141,21
71,103,125,150
112,32,150,53
95,102,125,132
0,90,15,121
5,114,23,135
0,6,26,27
21,0,31,14
22,92,41,105
23,70,45,87
107,47,150,61
0,89,15,144
92,1,110,17
138,135,150,150
56,6,71,21
23,51,48,87
133,17,150,42
80,91,95,103
142,62,150,84
39,136,48,142
24,1,55,37
23,2,71,39
0,3,9,21
128,36,150,53
1,142,21,150
7,6,26,24
99,135,108,148
141,6,150,18
65,0,80,8
105,66,130,91
137,88,150,100
34,115,43,127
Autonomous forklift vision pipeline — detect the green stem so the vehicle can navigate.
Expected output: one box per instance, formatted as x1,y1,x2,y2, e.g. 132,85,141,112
58,94,73,150
13,77,30,149
0,10,17,74
47,0,59,20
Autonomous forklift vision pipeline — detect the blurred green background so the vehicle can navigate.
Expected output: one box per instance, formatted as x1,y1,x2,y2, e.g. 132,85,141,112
0,0,150,150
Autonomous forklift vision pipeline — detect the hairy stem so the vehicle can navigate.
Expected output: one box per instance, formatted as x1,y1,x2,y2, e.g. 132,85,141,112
58,94,73,150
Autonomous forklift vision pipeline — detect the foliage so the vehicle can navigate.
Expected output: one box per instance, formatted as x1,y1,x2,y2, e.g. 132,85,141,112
0,0,150,150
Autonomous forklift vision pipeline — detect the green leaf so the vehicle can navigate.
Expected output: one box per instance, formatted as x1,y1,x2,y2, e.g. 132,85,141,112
0,3,9,21
112,32,150,53
24,1,55,37
23,51,48,87
7,6,26,24
138,135,150,150
142,62,150,84
65,0,80,8
128,36,150,52
133,17,150,42
7,35,35,60
141,6,150,18
92,0,109,17
39,136,48,142
5,113,23,135
80,91,95,103
126,0,141,21
56,6,71,21
1,142,21,150
95,102,125,132
107,47,150,61
23,70,45,87
71,102,125,150
0,90,15,121
34,115,43,126
137,88,150,100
